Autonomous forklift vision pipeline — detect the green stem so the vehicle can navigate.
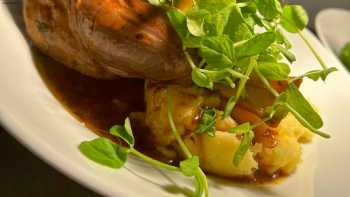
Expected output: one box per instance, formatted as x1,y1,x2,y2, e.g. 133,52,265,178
254,68,279,97
223,58,255,118
130,148,180,172
297,31,328,70
167,89,210,197
252,110,276,129
236,60,255,99
224,77,235,88
288,74,305,84
184,51,197,69
167,89,193,159
261,19,272,31
198,169,209,197
237,2,250,8
199,59,206,68
226,69,249,79
284,104,330,138
233,39,249,48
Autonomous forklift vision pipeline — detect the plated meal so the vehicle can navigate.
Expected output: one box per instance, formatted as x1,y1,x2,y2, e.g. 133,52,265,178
23,0,338,196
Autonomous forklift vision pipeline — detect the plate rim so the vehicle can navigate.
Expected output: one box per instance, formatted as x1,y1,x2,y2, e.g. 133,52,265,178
1,2,349,196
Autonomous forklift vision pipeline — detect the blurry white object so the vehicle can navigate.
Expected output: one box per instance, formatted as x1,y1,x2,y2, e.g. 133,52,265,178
315,8,350,54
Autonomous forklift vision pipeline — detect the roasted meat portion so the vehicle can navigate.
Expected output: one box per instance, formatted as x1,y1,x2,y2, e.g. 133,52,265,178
24,0,190,80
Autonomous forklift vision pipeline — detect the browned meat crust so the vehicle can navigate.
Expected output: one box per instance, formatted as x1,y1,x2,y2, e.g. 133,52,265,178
23,0,190,80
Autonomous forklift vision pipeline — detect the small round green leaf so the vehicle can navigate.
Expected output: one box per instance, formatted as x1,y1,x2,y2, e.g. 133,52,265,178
236,32,276,58
110,118,135,147
79,138,129,169
187,10,207,37
167,9,188,40
200,36,236,69
257,61,291,80
281,5,309,33
255,0,282,20
192,68,214,90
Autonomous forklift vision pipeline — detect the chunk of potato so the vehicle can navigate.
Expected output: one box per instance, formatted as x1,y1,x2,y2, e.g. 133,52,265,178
258,113,313,175
185,132,258,177
276,113,314,143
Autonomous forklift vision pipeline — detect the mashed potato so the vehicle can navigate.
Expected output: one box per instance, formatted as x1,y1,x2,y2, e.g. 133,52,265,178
185,132,259,177
145,82,314,178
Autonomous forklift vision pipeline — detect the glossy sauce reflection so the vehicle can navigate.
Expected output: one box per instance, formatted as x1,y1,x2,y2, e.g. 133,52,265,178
33,50,159,158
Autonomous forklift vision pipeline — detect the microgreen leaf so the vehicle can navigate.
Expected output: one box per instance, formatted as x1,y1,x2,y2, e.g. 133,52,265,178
273,84,330,138
192,68,214,90
251,13,264,27
223,96,236,118
167,9,188,41
275,44,296,63
200,69,230,81
196,108,217,137
223,57,256,118
276,30,292,49
180,156,200,177
167,9,203,48
281,5,309,33
110,118,135,147
236,32,276,58
233,130,254,166
224,6,253,42
255,0,282,20
197,0,234,12
187,10,207,36
204,4,235,35
183,37,203,48
279,84,323,129
200,36,236,69
340,42,350,70
258,61,291,80
79,137,129,169
301,67,337,81
228,122,252,134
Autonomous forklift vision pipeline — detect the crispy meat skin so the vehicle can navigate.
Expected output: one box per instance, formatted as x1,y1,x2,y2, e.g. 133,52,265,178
23,0,190,80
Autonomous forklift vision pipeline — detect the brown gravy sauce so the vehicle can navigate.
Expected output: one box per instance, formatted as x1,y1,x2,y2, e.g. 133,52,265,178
33,50,286,184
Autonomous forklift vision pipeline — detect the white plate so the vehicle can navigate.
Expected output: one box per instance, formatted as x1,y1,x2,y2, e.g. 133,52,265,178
1,2,350,197
315,8,350,54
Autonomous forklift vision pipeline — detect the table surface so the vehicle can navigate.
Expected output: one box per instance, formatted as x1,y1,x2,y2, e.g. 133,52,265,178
0,126,99,197
0,0,348,196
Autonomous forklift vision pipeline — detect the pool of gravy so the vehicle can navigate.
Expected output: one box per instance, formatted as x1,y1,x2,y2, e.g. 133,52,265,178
33,49,286,184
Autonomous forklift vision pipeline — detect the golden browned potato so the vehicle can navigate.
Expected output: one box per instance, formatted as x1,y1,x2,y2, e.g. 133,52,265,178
185,132,259,178
144,82,313,178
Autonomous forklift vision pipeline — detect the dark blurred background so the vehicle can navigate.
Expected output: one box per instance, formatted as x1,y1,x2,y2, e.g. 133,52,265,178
1,0,349,196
